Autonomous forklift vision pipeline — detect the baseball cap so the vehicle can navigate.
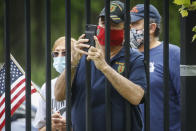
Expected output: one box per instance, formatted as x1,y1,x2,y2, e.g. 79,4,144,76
130,4,161,24
99,1,125,24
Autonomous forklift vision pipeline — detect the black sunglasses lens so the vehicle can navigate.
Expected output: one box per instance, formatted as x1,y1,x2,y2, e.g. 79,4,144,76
62,51,66,56
52,52,59,57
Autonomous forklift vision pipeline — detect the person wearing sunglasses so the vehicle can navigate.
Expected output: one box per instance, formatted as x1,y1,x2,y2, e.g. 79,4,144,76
33,36,76,131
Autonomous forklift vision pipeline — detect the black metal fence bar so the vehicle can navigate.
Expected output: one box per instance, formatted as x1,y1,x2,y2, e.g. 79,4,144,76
124,0,131,130
45,0,51,130
180,10,196,131
85,0,90,24
24,0,31,130
65,0,72,131
104,0,111,131
2,1,178,131
163,0,169,130
85,0,92,130
144,0,150,131
4,0,11,130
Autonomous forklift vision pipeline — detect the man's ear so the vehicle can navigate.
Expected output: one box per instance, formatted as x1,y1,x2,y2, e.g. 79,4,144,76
149,23,157,35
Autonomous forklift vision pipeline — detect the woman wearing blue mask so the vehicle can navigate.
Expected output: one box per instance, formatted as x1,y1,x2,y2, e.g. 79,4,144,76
33,37,76,131
52,37,67,74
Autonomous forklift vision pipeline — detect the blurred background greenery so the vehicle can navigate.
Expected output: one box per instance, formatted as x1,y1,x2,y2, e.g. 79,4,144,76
0,0,181,87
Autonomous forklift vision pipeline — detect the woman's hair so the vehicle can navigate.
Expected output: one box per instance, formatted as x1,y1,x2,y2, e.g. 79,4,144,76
52,36,76,51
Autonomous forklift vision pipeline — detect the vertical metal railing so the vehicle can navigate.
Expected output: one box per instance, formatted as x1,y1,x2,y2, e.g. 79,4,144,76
124,0,131,130
24,0,31,130
163,0,170,130
85,0,92,131
45,0,52,130
104,0,112,131
2,1,174,131
4,0,11,130
65,0,72,131
144,1,150,131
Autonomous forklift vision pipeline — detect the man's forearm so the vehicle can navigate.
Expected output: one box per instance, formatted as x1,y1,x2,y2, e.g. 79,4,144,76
101,65,144,105
54,66,77,101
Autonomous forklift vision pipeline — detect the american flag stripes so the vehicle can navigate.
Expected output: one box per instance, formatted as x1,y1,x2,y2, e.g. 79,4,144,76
0,56,36,130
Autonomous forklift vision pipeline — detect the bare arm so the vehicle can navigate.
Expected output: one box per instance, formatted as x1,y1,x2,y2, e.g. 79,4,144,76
86,36,144,105
54,67,77,101
100,64,144,105
54,34,88,101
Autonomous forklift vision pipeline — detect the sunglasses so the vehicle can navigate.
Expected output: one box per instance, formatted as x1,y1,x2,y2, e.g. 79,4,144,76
52,51,66,57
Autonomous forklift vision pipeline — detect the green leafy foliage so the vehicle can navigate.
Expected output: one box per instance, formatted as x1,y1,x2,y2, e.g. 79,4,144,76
179,6,188,17
193,26,196,32
192,26,196,42
192,34,196,42
173,0,196,43
174,0,196,17
174,0,190,5
189,1,196,10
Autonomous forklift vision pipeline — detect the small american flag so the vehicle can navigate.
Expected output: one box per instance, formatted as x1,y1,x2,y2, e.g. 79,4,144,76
0,56,36,130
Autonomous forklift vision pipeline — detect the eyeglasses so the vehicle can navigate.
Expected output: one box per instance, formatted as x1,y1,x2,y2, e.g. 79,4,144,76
52,51,66,57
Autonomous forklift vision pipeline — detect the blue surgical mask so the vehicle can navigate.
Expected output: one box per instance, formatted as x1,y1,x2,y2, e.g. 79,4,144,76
130,28,144,49
53,56,66,73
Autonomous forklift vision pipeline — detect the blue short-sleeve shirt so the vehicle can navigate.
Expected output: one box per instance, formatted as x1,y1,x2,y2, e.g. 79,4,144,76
71,47,147,131
139,43,180,131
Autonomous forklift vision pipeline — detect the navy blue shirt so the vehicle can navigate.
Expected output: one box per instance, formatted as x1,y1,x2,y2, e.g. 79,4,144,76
71,47,147,131
139,43,180,131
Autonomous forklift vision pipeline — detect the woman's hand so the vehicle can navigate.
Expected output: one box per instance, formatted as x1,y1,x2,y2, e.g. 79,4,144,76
71,34,88,66
51,112,66,131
